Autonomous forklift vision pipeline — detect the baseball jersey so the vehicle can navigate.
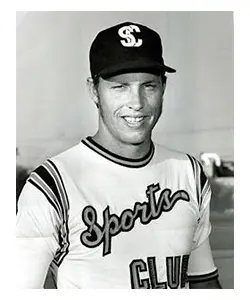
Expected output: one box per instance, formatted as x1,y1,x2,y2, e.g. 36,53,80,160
16,136,218,289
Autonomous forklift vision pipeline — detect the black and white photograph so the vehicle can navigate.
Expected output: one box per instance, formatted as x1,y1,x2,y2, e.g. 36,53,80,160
16,11,234,289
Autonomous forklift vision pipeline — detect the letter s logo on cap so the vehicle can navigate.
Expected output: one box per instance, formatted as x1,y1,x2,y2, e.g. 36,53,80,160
118,25,143,47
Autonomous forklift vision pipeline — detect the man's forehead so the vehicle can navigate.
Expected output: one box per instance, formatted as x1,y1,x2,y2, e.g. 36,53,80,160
102,72,162,83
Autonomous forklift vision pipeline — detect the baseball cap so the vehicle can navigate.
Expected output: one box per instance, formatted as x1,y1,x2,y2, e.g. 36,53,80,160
89,21,176,79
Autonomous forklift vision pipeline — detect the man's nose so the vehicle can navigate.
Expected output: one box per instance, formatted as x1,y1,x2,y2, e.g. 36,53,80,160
127,87,144,110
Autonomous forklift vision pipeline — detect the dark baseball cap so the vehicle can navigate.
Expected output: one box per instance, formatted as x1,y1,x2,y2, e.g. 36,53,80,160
89,21,176,79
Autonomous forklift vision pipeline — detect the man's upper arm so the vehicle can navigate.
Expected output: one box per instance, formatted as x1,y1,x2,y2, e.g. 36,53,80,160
188,238,220,288
16,181,59,288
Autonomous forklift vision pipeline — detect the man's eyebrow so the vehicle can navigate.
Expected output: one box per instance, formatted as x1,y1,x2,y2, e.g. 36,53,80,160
106,78,159,84
142,80,159,84
109,81,129,85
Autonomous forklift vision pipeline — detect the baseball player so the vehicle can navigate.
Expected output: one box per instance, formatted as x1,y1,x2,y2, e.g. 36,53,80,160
16,21,222,289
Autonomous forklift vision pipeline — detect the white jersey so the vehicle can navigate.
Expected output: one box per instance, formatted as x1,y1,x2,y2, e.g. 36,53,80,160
16,137,218,289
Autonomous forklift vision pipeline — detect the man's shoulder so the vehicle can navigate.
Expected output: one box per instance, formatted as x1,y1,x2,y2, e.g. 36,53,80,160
154,142,190,162
29,142,83,175
152,143,202,172
51,142,83,162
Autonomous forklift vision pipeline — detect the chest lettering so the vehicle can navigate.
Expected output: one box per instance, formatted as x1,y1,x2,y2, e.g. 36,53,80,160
80,183,190,256
129,255,190,289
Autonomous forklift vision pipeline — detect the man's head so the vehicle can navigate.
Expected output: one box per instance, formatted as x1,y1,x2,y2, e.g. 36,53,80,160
87,21,176,147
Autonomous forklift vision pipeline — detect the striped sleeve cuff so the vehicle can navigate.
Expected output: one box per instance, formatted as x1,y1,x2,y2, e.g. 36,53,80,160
188,269,219,283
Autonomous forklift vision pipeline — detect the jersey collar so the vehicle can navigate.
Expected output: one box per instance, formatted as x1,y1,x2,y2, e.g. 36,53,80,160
81,136,154,168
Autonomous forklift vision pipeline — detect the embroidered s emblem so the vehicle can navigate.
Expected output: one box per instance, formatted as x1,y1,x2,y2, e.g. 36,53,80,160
118,24,143,47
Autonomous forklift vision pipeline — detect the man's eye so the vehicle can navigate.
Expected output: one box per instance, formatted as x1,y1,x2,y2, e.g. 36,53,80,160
144,84,156,90
112,85,125,89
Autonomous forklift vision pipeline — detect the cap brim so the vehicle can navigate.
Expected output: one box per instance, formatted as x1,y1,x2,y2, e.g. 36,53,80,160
98,59,176,79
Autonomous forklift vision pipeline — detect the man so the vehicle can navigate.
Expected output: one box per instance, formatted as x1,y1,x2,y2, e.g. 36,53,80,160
16,21,221,289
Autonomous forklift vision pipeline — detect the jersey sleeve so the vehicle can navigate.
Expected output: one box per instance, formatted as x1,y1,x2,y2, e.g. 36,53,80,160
16,160,70,289
16,181,59,288
192,166,212,249
186,156,218,280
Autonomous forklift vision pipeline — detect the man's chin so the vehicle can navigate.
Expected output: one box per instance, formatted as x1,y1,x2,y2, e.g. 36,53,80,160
121,133,150,146
130,141,145,146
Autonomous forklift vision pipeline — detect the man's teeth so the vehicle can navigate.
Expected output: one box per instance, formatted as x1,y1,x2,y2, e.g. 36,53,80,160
124,117,144,123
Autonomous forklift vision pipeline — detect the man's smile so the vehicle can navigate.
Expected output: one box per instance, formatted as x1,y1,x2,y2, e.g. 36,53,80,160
121,116,148,128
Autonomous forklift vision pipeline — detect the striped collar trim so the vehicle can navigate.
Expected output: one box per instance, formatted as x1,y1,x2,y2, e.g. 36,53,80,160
81,136,154,168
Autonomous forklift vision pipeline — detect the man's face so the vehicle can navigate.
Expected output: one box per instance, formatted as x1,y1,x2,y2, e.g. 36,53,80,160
93,72,166,146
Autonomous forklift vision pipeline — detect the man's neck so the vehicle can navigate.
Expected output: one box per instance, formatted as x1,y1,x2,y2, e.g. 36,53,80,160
91,132,152,160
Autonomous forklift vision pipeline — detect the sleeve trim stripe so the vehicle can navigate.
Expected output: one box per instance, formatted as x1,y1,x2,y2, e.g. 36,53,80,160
188,274,219,283
186,154,211,209
48,160,69,203
188,269,218,283
197,160,207,191
29,160,70,267
34,165,61,201
186,154,200,206
201,180,210,201
28,178,61,218
44,160,70,266
28,173,62,218
44,160,69,221
42,163,66,221
186,154,195,175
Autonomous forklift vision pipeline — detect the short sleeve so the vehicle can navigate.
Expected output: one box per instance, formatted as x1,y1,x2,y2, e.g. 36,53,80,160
192,177,212,249
186,156,218,281
187,155,213,249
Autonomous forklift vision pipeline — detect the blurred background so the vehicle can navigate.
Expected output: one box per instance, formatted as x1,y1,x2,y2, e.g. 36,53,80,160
16,11,234,288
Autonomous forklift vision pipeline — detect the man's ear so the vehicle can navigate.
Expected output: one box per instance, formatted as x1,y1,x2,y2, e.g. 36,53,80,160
87,77,99,108
162,77,167,96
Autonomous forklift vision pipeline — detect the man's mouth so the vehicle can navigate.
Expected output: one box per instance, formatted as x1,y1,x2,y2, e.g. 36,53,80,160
122,116,146,127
